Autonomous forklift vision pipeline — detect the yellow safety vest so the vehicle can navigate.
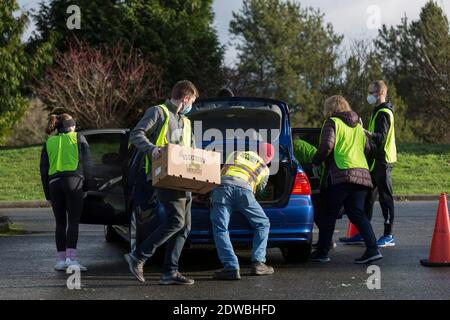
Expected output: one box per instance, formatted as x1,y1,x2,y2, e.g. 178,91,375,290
144,104,191,174
367,108,397,171
330,117,369,170
222,151,270,193
46,132,79,175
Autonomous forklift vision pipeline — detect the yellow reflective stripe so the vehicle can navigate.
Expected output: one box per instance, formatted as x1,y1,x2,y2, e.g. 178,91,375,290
367,108,397,171
156,104,170,147
255,165,269,186
181,117,191,147
222,151,266,191
145,104,192,174
145,104,169,174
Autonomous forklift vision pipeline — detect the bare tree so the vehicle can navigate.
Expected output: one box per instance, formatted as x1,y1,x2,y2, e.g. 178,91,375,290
35,41,163,129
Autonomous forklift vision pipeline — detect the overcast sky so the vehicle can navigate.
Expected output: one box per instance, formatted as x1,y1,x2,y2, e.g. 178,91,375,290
18,0,450,66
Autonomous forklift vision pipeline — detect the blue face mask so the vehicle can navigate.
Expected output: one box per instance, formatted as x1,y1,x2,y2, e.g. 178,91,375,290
367,94,378,105
180,104,192,115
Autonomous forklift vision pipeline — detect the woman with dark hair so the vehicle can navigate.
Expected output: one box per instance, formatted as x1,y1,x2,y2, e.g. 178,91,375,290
40,114,92,271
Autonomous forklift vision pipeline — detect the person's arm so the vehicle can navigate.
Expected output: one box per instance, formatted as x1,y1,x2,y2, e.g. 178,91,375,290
255,170,270,197
364,135,372,157
312,120,335,166
371,112,391,147
39,144,51,201
129,106,163,156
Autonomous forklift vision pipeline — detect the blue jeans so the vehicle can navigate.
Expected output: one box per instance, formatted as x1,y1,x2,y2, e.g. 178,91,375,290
210,184,270,270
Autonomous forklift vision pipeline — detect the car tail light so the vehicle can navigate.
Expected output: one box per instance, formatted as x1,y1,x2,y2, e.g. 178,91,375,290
291,172,311,195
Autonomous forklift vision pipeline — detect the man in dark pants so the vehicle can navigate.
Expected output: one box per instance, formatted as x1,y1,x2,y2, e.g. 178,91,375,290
340,80,397,247
124,80,198,284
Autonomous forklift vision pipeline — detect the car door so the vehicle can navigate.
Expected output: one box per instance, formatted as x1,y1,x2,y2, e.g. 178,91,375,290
79,129,130,225
291,127,321,193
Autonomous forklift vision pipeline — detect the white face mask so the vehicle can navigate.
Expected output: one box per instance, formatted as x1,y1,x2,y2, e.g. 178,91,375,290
180,103,192,115
367,94,378,105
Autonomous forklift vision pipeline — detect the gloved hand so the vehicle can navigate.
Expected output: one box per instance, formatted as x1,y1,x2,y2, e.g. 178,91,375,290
151,147,161,159
312,164,321,179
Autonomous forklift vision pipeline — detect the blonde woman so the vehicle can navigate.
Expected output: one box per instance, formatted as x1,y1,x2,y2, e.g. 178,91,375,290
309,96,382,264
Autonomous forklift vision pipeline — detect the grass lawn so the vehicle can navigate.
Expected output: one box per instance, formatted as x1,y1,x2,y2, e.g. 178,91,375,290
0,143,449,201
0,146,44,201
392,144,450,195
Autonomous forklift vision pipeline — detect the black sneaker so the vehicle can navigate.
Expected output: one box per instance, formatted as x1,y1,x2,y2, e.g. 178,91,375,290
159,271,195,285
124,253,145,283
251,262,274,276
354,251,383,264
309,250,331,262
213,269,241,280
312,241,337,250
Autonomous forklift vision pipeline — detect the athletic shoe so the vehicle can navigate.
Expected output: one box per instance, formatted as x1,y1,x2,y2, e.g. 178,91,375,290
54,260,66,271
339,233,364,245
354,251,383,264
159,271,195,285
65,258,87,272
309,250,331,262
124,253,145,282
377,235,395,248
251,262,274,276
213,269,241,280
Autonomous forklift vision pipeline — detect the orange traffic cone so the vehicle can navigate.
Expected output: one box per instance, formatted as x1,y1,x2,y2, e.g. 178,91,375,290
420,193,450,267
346,222,359,238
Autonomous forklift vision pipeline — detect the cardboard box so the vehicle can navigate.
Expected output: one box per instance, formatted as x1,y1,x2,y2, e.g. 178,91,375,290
152,144,221,194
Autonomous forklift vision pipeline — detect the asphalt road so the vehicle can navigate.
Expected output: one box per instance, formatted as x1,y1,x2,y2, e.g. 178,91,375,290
0,201,449,300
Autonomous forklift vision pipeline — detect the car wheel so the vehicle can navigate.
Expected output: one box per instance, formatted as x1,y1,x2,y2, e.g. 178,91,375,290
104,225,121,242
281,243,312,263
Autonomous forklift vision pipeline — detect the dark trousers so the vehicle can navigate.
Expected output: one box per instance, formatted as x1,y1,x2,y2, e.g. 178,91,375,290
364,163,395,236
316,183,378,254
135,188,192,274
49,176,84,252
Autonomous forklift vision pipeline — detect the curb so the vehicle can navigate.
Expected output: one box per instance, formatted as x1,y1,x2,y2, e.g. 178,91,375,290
0,195,447,209
393,195,447,202
0,201,50,209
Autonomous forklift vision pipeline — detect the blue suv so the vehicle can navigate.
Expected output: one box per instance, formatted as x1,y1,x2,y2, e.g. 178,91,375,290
79,97,315,262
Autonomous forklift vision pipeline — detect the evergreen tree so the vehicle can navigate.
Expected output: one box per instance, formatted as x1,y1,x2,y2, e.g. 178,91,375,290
31,0,224,96
376,1,450,142
0,1,31,143
228,0,343,127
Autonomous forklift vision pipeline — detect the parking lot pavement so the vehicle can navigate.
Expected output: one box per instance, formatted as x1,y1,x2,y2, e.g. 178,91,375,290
0,201,449,300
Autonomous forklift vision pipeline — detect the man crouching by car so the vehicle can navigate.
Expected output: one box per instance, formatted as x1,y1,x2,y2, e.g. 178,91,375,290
210,143,275,280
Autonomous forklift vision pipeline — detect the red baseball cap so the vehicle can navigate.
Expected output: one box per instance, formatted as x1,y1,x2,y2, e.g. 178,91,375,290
259,142,275,164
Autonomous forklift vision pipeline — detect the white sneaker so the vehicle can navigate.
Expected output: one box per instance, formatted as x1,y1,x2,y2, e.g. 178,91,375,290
54,260,66,271
65,258,88,272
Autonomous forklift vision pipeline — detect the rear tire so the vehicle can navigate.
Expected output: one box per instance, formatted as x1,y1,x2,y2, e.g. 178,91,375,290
104,225,121,242
281,243,312,263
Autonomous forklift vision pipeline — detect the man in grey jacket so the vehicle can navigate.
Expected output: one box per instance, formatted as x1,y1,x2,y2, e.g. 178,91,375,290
124,80,198,285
